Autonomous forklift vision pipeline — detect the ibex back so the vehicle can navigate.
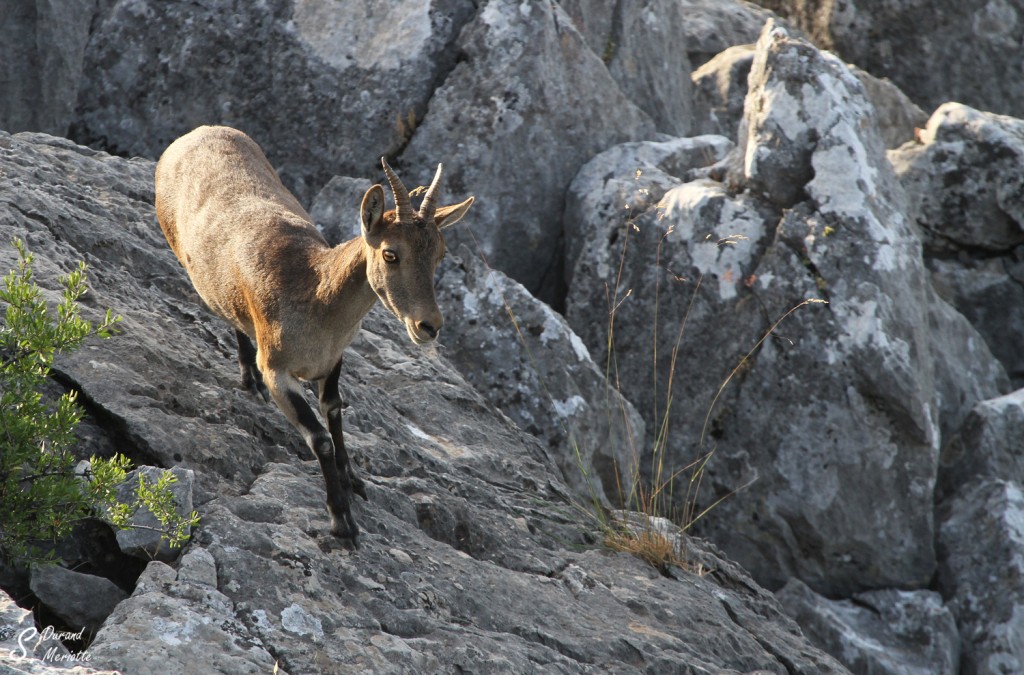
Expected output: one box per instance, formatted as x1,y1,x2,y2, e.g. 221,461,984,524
155,125,474,546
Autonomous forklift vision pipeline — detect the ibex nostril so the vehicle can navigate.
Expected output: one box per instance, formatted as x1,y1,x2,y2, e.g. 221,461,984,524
418,321,439,338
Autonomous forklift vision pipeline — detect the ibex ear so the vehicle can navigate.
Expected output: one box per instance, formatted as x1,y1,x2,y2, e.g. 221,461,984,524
434,196,475,230
360,184,386,239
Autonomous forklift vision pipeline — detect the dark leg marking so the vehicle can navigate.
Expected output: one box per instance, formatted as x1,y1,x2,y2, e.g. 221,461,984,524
285,388,359,546
319,358,367,501
235,329,270,402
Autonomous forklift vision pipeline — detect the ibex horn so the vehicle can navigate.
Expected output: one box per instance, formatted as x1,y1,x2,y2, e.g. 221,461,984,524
419,163,444,222
381,158,414,223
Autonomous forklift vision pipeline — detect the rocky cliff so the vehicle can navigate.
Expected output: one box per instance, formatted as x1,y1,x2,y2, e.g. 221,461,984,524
1,1,1023,674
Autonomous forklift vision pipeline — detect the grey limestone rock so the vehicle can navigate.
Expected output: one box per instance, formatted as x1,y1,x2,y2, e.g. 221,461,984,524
692,44,926,149
892,103,1024,252
400,0,656,306
29,565,128,634
756,0,1024,118
0,0,98,136
562,134,734,292
937,480,1024,675
435,245,645,507
87,556,278,674
308,175,374,247
564,21,1005,598
113,466,195,562
0,587,111,674
777,578,960,675
0,127,848,675
677,0,782,68
892,103,1024,385
935,389,1024,673
938,389,1024,502
72,0,477,204
691,44,757,140
558,0,696,137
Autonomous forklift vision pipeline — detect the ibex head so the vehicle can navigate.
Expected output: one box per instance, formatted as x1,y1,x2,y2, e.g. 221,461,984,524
360,159,474,344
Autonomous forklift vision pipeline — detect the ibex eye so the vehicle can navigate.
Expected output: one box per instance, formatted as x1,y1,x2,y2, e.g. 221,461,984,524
382,249,398,264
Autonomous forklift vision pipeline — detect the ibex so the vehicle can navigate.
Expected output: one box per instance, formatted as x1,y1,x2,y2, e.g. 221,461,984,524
155,125,474,546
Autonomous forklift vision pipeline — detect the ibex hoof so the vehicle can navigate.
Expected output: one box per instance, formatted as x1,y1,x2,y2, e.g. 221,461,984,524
351,476,369,501
241,367,271,402
330,511,360,549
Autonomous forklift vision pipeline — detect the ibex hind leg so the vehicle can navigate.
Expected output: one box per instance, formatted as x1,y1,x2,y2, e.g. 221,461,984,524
235,329,270,402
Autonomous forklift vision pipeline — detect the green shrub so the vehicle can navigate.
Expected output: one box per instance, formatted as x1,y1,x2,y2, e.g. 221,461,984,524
0,239,198,565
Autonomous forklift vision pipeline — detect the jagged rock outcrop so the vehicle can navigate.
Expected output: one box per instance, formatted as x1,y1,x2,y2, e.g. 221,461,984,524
567,20,1005,599
935,389,1024,674
1,586,118,674
892,102,1024,386
563,17,1022,673
691,43,926,147
435,245,645,506
0,129,849,674
558,0,695,137
73,0,477,204
113,466,195,562
0,0,96,136
754,0,1024,118
69,0,658,307
677,0,780,67
777,578,960,675
399,0,655,305
4,1,1024,671
29,566,128,635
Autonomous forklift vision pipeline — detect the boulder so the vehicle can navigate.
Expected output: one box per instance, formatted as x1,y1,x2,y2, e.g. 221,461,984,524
558,0,695,136
114,465,195,562
88,553,279,674
29,565,128,634
677,0,781,68
562,134,734,291
0,587,98,672
892,103,1024,252
777,578,960,675
308,175,374,246
691,44,756,140
0,128,848,675
755,0,1024,117
852,68,927,150
891,103,1024,385
71,0,477,203
692,44,926,148
565,21,1005,596
0,0,97,136
936,480,1024,675
938,389,1024,502
74,0,656,306
399,0,656,306
435,246,645,506
935,389,1024,672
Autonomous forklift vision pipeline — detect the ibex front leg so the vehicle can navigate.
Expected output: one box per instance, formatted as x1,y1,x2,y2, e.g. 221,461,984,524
261,366,359,545
319,358,368,501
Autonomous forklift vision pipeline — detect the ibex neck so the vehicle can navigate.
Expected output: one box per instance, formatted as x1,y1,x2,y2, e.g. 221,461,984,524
317,237,377,317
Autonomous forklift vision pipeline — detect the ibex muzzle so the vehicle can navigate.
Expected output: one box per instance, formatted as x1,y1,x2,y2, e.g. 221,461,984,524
155,126,474,546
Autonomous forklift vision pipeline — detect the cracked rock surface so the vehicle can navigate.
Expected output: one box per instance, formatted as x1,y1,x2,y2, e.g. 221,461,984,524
565,21,1006,597
0,130,846,674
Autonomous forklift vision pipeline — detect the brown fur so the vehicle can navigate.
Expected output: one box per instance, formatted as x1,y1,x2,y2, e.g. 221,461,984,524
155,125,474,543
